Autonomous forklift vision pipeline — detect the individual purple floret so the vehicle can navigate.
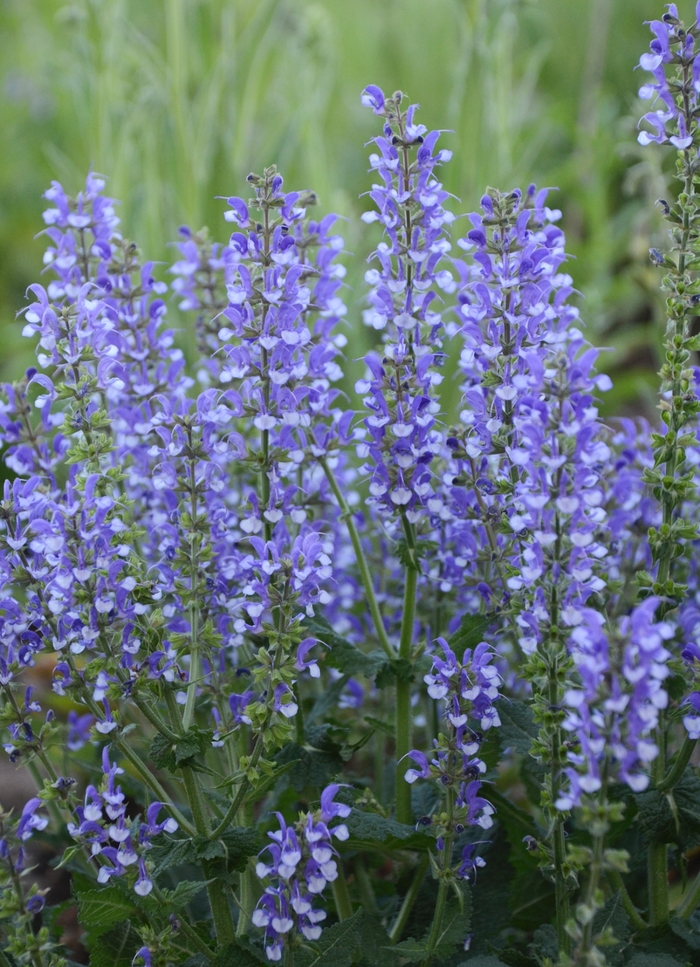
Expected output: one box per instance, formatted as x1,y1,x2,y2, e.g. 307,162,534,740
252,784,350,961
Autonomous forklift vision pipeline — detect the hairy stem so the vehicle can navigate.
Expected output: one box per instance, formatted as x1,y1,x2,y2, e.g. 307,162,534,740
677,865,700,919
331,863,354,921
115,738,196,837
389,852,430,943
183,432,201,732
548,651,570,955
657,734,696,793
577,822,606,964
422,788,454,966
181,766,235,944
608,870,647,932
320,457,394,659
396,517,419,825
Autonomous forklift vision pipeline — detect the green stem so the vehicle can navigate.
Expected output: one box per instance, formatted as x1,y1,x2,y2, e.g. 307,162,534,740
648,728,669,925
236,861,257,937
132,693,180,743
25,758,64,830
183,439,201,733
181,766,236,945
678,866,700,919
0,948,15,967
608,871,647,932
389,852,430,943
353,856,377,915
648,843,669,925
546,650,570,955
424,880,448,966
657,735,696,792
331,863,354,921
210,733,264,840
294,680,305,745
320,457,394,659
115,738,196,836
151,883,215,958
395,522,418,825
422,789,454,966
578,823,606,963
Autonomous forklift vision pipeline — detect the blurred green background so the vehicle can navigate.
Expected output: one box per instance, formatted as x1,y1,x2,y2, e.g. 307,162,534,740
0,0,678,418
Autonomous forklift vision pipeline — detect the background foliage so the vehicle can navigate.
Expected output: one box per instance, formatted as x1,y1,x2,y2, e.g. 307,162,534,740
0,0,677,421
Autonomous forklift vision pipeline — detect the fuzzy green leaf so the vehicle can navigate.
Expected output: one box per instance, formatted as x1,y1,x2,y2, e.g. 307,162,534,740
303,614,385,678
150,837,197,875
433,883,472,961
160,879,210,908
343,809,432,851
77,887,138,935
193,827,259,871
298,909,364,967
449,613,496,652
212,942,265,967
624,955,687,967
635,769,700,847
390,939,429,962
89,921,140,967
149,726,213,772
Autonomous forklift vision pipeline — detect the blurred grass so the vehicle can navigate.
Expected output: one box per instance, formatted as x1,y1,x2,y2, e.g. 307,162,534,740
0,0,676,419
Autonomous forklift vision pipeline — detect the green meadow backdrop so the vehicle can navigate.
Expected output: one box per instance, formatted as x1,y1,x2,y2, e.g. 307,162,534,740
0,0,673,419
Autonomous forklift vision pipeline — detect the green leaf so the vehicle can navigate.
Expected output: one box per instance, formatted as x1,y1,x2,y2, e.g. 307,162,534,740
357,916,399,967
670,915,700,951
307,674,351,724
468,830,516,944
449,613,496,652
496,702,544,804
240,759,302,803
193,827,260,871
303,614,385,678
363,715,395,737
274,739,345,791
374,658,423,689
592,890,630,945
150,837,197,875
89,921,140,967
497,701,537,758
211,942,265,967
625,956,687,967
77,887,138,935
393,882,472,962
457,958,509,967
298,909,364,967
635,769,700,848
149,726,214,772
160,879,210,908
344,809,432,851
390,939,429,962
433,882,472,959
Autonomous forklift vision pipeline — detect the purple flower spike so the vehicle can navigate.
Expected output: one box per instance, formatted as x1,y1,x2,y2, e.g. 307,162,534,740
252,785,352,959
357,88,453,524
